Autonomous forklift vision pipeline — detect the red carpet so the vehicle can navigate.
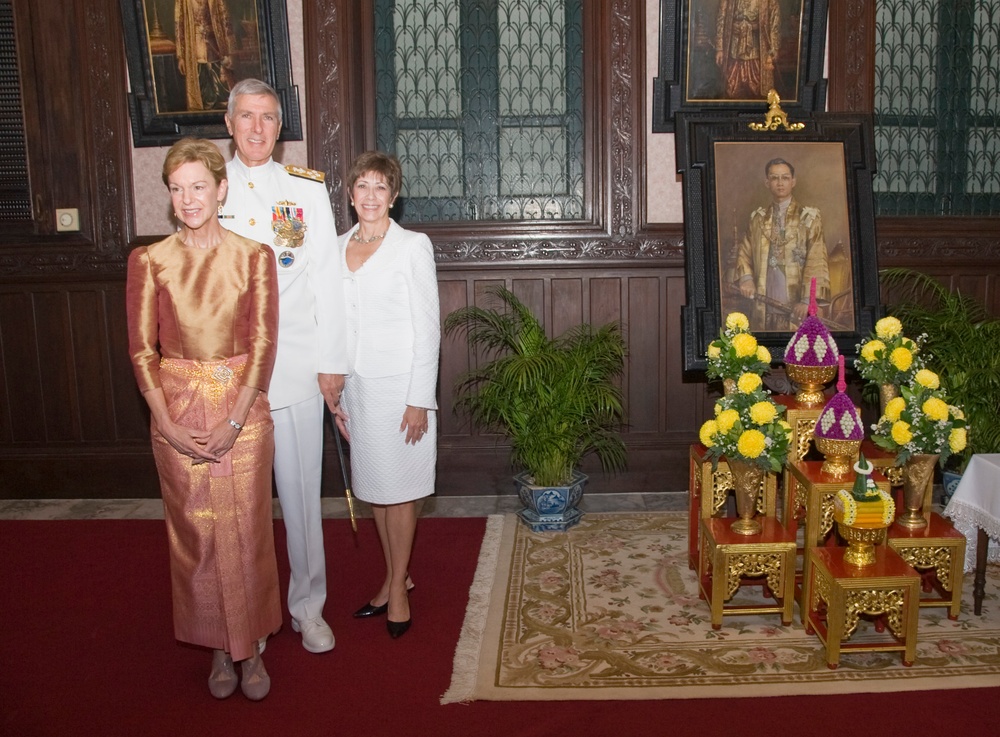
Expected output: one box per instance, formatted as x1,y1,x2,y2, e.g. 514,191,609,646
2,516,998,736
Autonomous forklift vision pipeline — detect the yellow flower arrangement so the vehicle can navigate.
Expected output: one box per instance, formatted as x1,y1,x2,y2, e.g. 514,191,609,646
890,346,914,371
949,427,967,454
855,316,924,387
872,369,969,466
705,312,771,382
716,408,739,434
884,396,906,422
737,429,767,458
698,384,791,472
875,316,903,340
914,369,939,389
922,396,949,422
750,401,778,424
737,372,762,393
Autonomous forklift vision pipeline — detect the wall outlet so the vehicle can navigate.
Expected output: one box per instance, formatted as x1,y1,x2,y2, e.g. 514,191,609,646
56,208,80,232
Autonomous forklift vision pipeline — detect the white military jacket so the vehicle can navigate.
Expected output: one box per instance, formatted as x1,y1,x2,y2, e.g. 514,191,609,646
221,155,348,410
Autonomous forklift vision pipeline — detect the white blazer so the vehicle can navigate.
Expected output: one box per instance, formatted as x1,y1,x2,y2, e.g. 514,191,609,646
339,219,440,410
222,156,348,409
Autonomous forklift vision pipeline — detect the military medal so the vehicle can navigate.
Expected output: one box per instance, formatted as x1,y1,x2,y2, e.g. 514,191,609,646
278,250,295,268
272,202,307,248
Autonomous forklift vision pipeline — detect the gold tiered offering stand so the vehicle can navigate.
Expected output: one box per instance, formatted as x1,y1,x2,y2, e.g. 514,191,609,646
785,362,836,406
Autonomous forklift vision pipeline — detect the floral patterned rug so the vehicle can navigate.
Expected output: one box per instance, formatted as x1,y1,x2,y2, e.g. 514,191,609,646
441,512,1000,702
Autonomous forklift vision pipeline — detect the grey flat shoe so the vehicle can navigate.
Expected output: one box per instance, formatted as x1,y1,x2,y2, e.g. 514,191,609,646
240,653,271,701
208,650,238,699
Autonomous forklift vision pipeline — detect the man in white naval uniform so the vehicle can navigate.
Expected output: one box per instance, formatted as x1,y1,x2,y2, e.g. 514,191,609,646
220,78,346,653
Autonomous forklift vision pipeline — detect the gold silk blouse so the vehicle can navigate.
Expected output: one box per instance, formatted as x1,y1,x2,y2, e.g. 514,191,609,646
127,231,279,395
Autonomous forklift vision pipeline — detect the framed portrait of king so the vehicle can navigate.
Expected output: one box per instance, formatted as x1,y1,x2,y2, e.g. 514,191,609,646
120,0,302,146
653,0,828,132
676,112,881,372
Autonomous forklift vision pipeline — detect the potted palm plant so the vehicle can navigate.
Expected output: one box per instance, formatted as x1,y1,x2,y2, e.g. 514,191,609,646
443,286,627,531
879,268,1000,500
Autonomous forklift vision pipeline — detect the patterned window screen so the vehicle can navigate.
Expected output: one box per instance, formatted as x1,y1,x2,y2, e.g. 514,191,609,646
0,0,32,222
874,0,1000,216
373,0,584,222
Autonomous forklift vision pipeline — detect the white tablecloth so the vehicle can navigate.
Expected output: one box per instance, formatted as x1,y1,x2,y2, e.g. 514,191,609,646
943,453,1000,572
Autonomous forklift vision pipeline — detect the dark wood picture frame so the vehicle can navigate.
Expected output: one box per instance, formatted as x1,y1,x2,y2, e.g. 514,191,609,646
120,0,302,146
677,112,881,372
652,0,828,133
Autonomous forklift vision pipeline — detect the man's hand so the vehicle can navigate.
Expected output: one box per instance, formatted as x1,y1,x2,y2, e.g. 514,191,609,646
318,373,345,413
739,279,756,298
793,302,809,321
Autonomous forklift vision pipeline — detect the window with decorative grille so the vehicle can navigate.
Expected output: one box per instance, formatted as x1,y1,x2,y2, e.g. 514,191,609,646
0,0,31,223
874,0,1000,216
373,0,584,222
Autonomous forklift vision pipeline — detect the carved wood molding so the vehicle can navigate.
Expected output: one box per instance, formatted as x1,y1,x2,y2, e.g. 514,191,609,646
310,0,682,263
827,0,875,113
878,237,1000,264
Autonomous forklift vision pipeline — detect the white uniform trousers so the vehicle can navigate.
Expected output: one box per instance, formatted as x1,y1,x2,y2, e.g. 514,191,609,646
272,393,327,622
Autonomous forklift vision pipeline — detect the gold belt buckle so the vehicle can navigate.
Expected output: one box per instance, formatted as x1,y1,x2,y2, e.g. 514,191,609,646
211,365,234,384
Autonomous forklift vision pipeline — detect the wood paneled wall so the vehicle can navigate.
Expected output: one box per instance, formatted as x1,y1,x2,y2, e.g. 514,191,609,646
1,0,998,500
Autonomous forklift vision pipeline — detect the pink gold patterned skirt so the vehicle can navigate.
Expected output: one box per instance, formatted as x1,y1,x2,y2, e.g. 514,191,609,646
153,355,280,661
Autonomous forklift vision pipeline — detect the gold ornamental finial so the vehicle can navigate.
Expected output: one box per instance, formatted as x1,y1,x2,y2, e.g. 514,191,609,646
749,89,805,132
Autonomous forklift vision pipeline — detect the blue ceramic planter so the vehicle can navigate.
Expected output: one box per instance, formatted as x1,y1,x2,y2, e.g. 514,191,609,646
942,469,962,507
514,470,588,532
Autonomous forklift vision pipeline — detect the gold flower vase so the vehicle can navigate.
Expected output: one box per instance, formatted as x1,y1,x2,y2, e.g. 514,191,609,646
878,383,899,416
897,453,939,530
814,436,862,478
785,362,836,406
728,458,765,536
837,522,888,567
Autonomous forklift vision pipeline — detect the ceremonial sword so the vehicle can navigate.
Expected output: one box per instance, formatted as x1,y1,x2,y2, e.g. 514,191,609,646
325,409,358,532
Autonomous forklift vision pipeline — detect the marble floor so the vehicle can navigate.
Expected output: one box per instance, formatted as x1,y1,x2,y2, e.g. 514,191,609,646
0,492,689,521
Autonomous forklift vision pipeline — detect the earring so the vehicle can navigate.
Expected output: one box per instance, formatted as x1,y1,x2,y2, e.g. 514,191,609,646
217,204,224,215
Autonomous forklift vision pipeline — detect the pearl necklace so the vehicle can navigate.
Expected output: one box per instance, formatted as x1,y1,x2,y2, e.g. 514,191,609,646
351,230,386,244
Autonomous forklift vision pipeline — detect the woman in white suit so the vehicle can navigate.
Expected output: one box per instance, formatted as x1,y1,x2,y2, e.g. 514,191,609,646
336,151,440,639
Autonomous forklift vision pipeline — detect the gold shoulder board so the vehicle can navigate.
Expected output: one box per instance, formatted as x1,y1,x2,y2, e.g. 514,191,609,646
285,164,326,183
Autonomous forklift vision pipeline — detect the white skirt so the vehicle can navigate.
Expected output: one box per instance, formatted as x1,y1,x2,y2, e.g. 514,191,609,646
341,372,437,505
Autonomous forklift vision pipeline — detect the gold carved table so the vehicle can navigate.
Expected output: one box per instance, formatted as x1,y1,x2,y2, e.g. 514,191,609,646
887,512,966,619
773,394,822,463
698,516,797,629
783,460,891,622
806,545,920,669
688,443,778,570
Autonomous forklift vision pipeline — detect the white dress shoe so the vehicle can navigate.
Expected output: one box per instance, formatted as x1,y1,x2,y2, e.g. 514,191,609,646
291,616,335,653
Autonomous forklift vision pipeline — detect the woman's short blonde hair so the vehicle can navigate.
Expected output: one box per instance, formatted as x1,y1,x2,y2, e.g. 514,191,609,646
162,138,228,187
346,151,402,200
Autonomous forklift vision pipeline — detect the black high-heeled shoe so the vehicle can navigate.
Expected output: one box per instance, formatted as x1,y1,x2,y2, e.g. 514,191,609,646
353,577,416,618
353,602,388,618
387,618,411,639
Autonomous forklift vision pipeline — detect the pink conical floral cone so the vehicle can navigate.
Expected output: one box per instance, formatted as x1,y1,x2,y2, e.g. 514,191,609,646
815,355,864,440
784,278,839,366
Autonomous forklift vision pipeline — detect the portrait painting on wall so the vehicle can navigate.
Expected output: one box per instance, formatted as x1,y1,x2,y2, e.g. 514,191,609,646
121,0,302,146
652,0,828,132
714,141,854,334
676,113,881,373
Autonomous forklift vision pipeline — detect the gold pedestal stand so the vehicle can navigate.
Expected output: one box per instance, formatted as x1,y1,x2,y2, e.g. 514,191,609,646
814,436,861,478
785,363,836,406
837,522,888,567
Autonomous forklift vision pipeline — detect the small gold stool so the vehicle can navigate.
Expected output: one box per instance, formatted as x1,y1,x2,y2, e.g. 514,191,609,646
806,545,920,668
689,443,778,570
698,517,797,629
773,394,823,462
887,512,966,620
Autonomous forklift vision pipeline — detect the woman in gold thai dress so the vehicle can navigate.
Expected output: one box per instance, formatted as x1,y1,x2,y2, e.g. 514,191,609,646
126,138,280,700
